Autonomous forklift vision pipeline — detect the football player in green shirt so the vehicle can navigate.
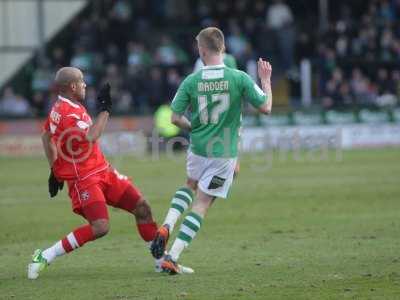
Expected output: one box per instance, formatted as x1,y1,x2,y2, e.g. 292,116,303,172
151,27,272,274
194,51,242,176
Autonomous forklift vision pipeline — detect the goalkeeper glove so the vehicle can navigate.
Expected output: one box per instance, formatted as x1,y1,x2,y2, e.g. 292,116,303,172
48,169,64,198
97,83,112,113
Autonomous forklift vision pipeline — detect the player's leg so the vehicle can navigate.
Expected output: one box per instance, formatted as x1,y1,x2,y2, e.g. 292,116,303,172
150,152,201,259
112,187,192,272
104,169,178,271
42,189,110,262
115,184,158,243
233,160,240,179
162,156,237,274
161,182,196,232
234,138,241,179
150,180,196,259
162,188,214,274
133,185,196,274
105,169,195,274
28,185,109,279
104,168,158,243
162,151,201,233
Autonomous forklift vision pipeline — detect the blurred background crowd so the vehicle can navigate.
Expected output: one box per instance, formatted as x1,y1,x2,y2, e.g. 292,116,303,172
317,0,400,110
1,0,400,118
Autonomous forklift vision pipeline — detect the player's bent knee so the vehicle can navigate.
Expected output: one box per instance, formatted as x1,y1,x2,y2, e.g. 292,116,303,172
186,178,198,191
134,198,153,221
191,202,208,217
191,191,215,217
91,219,110,238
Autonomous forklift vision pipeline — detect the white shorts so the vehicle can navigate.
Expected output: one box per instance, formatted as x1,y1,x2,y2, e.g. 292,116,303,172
186,151,237,198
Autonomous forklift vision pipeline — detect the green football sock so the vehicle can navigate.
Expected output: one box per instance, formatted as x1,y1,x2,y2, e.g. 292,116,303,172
169,212,203,261
163,187,193,232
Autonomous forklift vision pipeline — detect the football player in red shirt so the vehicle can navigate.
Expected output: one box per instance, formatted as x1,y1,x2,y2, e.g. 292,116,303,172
28,67,161,279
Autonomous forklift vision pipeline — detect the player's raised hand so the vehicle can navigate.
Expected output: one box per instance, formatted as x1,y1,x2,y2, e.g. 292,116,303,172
97,83,112,113
48,170,63,198
257,58,272,83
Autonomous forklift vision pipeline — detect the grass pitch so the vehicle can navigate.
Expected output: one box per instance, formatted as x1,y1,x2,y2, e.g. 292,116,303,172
1,148,400,300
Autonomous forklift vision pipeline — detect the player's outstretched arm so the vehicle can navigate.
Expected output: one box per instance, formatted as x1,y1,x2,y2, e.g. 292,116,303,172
87,83,112,142
171,112,192,131
257,58,273,115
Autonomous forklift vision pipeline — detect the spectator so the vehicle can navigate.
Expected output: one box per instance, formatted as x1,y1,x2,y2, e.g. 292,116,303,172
102,64,124,93
252,0,267,20
127,41,151,73
380,27,394,60
165,68,181,99
377,68,395,95
32,92,48,116
146,67,164,109
104,43,123,65
155,35,188,66
0,87,31,117
338,83,354,107
226,22,249,64
266,0,293,30
392,70,400,100
84,87,98,115
350,68,370,104
75,19,98,49
335,35,349,58
266,0,295,70
379,0,395,22
111,0,132,22
70,45,96,86
51,47,68,69
31,61,53,93
115,90,134,113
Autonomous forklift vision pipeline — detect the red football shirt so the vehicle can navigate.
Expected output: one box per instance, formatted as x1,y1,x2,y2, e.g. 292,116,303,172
43,95,108,180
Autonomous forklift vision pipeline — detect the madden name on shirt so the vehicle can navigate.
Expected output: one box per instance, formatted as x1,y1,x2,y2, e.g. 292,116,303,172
198,80,229,93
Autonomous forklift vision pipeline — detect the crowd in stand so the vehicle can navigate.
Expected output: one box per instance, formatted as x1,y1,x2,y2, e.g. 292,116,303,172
317,0,400,109
0,0,399,118
0,0,297,117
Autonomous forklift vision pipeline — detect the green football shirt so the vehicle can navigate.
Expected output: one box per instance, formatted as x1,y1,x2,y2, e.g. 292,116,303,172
171,64,268,158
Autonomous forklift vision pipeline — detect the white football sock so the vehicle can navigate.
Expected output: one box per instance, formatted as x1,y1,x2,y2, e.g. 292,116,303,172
169,239,186,262
163,208,181,232
42,241,66,263
163,187,194,233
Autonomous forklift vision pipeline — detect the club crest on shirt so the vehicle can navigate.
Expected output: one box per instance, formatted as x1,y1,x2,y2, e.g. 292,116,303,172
80,191,90,201
77,120,90,129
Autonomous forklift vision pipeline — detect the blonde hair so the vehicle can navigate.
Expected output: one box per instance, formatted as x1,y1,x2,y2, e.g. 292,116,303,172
196,27,225,53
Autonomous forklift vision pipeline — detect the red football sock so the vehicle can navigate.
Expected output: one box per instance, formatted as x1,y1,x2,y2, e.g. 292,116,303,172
61,224,95,253
137,222,157,242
